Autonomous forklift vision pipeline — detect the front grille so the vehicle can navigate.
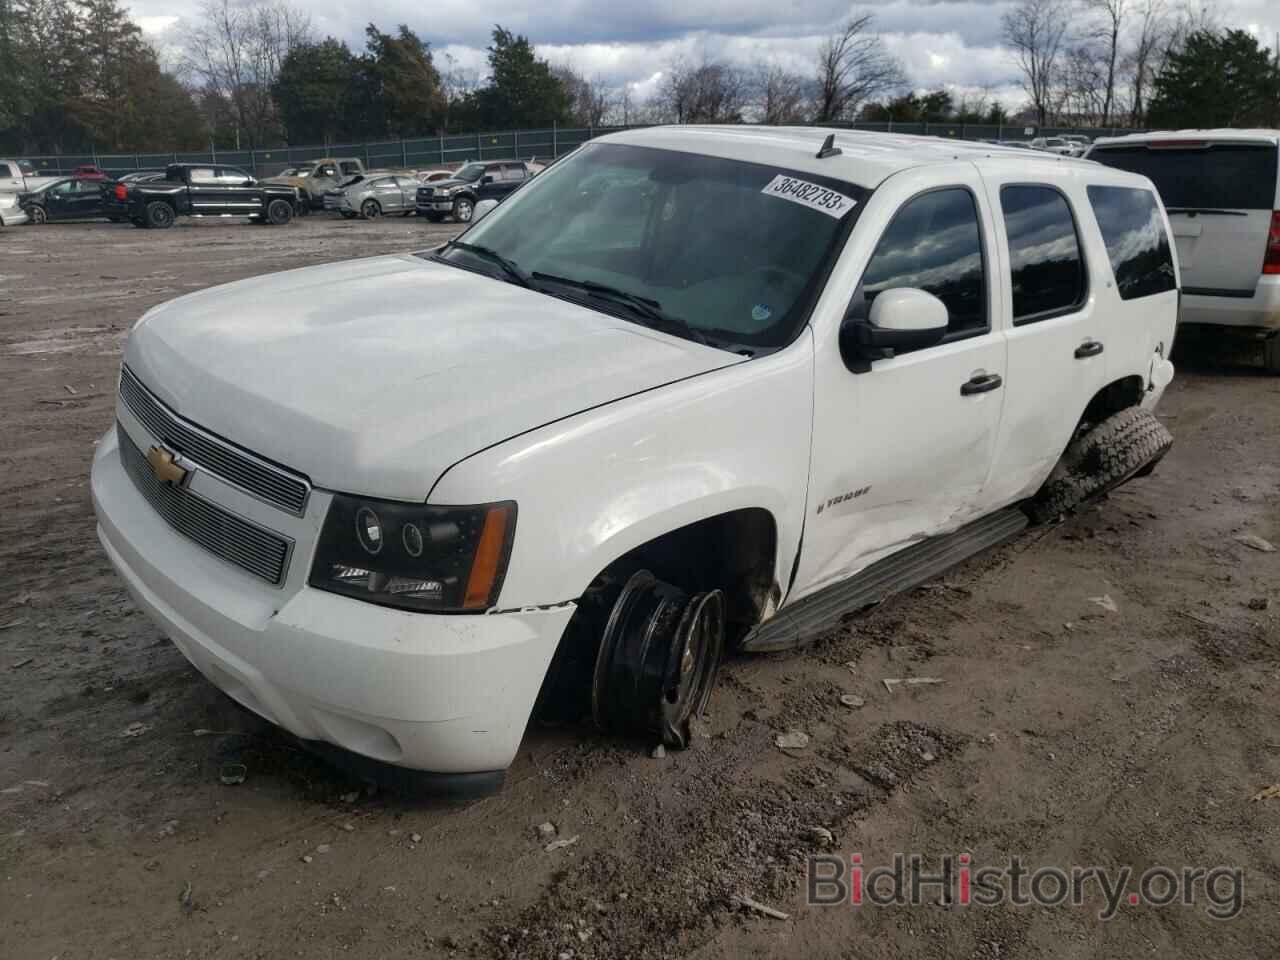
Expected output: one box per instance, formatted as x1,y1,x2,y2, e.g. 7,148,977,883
417,187,433,198
119,427,293,586
119,366,310,516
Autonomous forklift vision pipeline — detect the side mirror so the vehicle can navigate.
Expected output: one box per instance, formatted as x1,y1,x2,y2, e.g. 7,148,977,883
242,179,255,186
472,198,499,222
839,288,949,373
480,175,495,184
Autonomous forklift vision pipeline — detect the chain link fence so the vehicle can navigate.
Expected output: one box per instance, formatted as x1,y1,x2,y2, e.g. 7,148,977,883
16,121,1145,178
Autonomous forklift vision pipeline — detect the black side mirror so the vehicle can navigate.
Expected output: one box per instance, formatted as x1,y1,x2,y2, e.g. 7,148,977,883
480,175,494,184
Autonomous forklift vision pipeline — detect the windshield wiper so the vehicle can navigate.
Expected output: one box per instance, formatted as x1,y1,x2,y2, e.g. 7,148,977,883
439,240,531,287
531,272,712,346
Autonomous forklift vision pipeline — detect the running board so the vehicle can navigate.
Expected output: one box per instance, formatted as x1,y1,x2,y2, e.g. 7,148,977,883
740,508,1028,653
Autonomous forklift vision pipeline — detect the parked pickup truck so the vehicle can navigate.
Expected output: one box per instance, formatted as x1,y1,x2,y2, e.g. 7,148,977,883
92,128,1178,793
0,158,59,193
415,159,535,222
264,157,364,209
109,163,300,228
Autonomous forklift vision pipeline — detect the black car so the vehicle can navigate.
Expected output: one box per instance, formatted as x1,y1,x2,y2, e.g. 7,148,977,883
20,177,107,224
416,160,534,223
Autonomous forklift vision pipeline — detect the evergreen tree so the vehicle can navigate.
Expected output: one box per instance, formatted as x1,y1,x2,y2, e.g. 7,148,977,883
1148,29,1280,128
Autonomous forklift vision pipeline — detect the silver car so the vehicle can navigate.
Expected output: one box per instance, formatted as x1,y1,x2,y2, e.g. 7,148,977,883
327,174,420,219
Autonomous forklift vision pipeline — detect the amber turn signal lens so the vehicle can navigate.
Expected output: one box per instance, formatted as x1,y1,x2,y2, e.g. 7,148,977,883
464,503,516,609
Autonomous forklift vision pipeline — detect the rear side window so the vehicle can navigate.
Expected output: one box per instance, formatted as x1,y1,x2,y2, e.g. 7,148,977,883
1087,186,1177,301
1090,143,1278,210
0,164,11,177
858,188,988,337
1000,185,1086,323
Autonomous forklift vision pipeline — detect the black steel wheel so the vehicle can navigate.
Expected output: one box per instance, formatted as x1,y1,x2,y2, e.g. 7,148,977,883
591,570,725,749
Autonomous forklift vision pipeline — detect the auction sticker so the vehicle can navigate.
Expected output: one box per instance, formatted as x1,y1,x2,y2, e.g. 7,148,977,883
761,175,857,219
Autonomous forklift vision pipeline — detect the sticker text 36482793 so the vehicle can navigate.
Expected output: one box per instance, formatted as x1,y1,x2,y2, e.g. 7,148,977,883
761,175,858,219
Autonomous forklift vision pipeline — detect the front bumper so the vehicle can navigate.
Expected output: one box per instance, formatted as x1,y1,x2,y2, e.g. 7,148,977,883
1180,276,1280,332
90,423,573,776
416,198,454,213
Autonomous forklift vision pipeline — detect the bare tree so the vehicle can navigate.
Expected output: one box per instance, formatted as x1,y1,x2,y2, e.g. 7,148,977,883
1060,41,1108,123
751,63,811,124
1122,0,1169,124
183,0,310,149
1084,0,1126,125
552,63,612,127
1002,0,1073,125
814,14,906,122
658,56,749,123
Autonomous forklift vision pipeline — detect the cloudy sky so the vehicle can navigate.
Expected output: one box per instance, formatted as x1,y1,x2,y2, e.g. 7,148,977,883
130,0,1280,107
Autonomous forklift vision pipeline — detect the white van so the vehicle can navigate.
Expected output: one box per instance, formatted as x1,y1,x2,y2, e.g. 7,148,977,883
1088,130,1280,371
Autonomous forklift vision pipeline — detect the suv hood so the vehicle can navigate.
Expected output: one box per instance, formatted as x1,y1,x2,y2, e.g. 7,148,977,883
124,255,737,501
419,177,472,192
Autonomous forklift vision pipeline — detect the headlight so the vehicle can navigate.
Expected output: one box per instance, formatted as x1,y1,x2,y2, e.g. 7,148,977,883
309,496,516,612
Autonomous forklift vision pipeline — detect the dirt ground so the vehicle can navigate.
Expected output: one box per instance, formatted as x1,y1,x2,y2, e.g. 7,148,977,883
1,215,1278,960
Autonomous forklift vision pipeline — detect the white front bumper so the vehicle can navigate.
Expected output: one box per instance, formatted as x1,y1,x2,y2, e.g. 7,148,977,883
91,425,573,774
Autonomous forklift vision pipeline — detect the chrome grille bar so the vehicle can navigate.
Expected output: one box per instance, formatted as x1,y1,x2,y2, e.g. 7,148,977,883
119,366,310,516
119,427,293,586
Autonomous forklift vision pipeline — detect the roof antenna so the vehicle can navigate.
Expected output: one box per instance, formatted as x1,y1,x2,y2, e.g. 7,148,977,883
816,132,842,159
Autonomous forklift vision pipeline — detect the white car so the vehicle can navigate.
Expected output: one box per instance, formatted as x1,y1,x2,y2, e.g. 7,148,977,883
1030,137,1077,157
91,126,1179,791
1088,129,1280,371
0,192,29,226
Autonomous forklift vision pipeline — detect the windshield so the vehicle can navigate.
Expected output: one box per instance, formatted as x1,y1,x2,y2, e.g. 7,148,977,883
430,142,868,351
455,163,486,182
18,160,36,175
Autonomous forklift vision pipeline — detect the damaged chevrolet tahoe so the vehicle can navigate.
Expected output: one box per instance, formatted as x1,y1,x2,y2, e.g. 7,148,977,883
91,127,1179,793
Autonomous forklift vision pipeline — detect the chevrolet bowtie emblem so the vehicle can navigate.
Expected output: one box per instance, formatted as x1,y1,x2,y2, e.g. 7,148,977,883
146,445,188,486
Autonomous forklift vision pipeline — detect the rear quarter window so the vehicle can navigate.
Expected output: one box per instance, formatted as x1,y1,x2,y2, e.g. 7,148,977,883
1090,143,1278,210
1086,185,1178,301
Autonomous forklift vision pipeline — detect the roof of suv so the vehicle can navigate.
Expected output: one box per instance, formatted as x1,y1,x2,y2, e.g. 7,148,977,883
599,125,1092,187
1093,129,1280,148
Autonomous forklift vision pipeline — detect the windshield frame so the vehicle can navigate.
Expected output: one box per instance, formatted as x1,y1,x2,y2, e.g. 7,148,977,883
422,142,872,356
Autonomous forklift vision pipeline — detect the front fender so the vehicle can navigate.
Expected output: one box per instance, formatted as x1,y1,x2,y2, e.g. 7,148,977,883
429,331,815,608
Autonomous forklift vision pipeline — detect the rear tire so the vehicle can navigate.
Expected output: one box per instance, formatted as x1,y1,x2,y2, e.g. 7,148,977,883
144,201,174,229
1027,406,1173,524
266,198,293,226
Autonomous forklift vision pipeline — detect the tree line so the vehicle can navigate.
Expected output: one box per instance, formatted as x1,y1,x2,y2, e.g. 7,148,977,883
1001,0,1280,128
1,0,1276,156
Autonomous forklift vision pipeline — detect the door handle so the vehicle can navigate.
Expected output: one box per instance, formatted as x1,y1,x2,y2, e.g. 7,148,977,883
1074,340,1105,359
961,373,1003,396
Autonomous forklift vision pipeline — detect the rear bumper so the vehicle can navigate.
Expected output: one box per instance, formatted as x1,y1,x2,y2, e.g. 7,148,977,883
91,424,574,776
1180,276,1280,332
0,207,28,226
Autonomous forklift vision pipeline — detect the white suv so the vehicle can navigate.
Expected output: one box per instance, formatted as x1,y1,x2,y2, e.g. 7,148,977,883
1088,130,1280,370
91,127,1179,792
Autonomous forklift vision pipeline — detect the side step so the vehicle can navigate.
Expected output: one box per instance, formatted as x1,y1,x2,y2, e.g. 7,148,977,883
740,508,1028,653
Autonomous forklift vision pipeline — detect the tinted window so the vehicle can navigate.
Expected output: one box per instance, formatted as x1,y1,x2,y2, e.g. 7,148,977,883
858,188,987,336
0,164,11,177
340,162,361,174
502,163,526,181
1000,185,1086,323
1090,143,1278,210
1087,186,1178,300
